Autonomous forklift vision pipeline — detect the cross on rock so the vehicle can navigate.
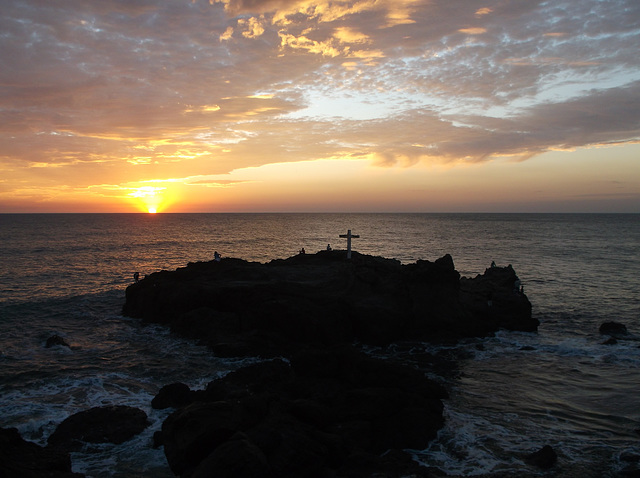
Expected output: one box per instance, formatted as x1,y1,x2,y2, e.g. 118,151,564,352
339,229,360,259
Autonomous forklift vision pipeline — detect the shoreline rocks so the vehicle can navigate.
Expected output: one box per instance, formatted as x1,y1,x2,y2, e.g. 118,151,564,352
2,406,149,478
0,426,84,478
5,252,538,477
47,405,149,452
155,346,448,477
122,250,535,356
122,251,535,476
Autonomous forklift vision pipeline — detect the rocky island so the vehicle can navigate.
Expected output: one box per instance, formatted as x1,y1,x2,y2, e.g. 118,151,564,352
123,250,535,356
122,250,535,477
1,250,535,478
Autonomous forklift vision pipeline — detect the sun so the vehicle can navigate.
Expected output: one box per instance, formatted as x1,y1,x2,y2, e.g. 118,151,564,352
128,186,169,213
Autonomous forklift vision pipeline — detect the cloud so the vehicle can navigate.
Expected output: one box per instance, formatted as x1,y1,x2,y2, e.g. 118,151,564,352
187,178,250,187
238,16,267,38
216,0,422,27
1,0,639,203
458,27,487,35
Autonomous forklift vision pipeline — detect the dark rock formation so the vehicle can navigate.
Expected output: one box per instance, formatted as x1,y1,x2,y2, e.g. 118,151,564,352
122,251,535,356
524,444,558,469
45,335,70,349
620,450,640,477
155,347,447,478
0,426,84,477
125,251,535,477
47,405,149,451
599,321,628,337
151,382,194,410
599,322,638,345
459,263,537,333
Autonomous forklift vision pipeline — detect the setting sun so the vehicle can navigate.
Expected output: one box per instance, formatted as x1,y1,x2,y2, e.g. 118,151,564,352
127,186,170,213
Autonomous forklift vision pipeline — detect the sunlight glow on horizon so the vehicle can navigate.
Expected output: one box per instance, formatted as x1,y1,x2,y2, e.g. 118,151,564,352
127,186,173,214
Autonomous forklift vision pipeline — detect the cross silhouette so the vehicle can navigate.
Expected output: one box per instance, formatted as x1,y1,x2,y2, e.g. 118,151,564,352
339,229,360,259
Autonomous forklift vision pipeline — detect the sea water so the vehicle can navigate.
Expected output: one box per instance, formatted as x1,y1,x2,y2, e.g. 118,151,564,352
0,213,638,477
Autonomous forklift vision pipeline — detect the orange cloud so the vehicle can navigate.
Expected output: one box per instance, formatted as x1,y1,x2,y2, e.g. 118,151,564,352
475,7,492,16
458,27,487,35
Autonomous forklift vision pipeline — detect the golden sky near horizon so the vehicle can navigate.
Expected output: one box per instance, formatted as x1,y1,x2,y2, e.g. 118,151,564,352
1,0,639,213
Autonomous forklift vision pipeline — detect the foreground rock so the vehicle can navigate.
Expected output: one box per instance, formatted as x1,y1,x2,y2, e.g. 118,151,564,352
0,427,84,478
48,405,149,452
124,251,534,476
155,347,447,477
152,382,194,409
122,250,535,356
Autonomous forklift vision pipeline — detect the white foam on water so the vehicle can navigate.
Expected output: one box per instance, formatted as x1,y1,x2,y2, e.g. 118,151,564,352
2,353,270,475
69,406,174,478
408,326,640,477
412,406,530,476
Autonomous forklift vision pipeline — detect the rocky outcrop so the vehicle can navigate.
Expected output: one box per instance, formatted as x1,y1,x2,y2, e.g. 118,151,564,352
154,347,447,478
45,335,71,349
152,382,194,410
524,444,558,469
459,263,537,334
599,322,637,345
47,405,149,452
599,321,628,337
0,426,84,478
123,250,535,477
122,250,535,356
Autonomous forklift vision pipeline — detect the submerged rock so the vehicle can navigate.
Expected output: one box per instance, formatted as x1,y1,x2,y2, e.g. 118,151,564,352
525,444,558,469
45,335,70,349
48,405,149,451
599,321,628,337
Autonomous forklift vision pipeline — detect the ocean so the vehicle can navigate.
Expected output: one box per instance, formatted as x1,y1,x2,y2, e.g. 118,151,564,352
0,213,638,477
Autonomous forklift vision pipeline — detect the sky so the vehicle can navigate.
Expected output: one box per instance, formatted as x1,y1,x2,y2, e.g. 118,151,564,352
1,0,639,213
